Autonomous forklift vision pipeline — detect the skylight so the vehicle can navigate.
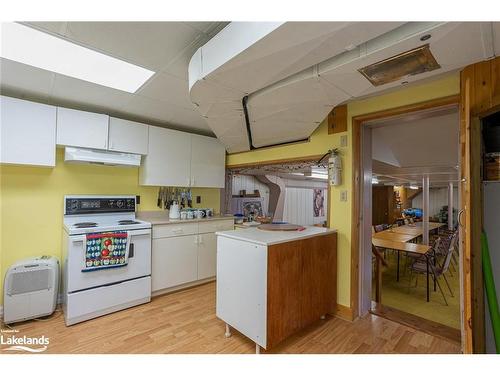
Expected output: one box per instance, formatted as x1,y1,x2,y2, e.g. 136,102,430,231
0,22,155,93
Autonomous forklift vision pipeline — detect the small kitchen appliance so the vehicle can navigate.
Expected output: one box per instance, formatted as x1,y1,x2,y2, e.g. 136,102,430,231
3,256,59,324
62,195,152,326
168,201,180,219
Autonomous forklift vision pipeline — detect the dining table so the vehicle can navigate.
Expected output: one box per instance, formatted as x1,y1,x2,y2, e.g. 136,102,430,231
371,222,443,302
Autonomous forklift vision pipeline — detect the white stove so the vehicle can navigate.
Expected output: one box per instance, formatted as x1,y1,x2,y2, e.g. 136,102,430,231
62,195,152,326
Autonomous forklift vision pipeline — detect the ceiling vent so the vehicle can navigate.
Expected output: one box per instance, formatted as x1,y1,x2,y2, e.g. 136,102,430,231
358,44,441,86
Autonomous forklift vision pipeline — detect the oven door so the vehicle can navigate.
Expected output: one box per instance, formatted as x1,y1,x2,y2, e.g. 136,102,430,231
66,229,151,293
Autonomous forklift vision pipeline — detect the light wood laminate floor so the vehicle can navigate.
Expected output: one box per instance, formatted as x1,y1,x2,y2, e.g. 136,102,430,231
0,282,461,354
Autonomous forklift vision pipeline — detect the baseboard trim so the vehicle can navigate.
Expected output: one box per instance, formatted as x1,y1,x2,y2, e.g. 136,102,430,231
333,303,355,321
370,302,461,344
152,277,216,298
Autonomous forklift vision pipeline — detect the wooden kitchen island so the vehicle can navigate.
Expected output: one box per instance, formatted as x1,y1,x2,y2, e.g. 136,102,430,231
215,226,337,353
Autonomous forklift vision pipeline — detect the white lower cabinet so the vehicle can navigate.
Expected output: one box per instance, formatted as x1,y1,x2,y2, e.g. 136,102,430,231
197,233,217,280
151,219,234,293
152,235,198,291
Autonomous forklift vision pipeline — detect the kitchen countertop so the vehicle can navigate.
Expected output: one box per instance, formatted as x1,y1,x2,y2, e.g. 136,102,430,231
216,226,337,246
137,211,235,225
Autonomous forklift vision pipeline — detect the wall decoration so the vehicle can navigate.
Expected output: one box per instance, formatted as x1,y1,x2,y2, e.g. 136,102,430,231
313,189,325,217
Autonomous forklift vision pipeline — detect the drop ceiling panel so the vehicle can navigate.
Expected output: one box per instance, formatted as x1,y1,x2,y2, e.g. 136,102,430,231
50,73,132,112
0,58,54,100
206,115,248,152
3,22,225,135
167,105,210,132
61,22,202,71
136,72,195,110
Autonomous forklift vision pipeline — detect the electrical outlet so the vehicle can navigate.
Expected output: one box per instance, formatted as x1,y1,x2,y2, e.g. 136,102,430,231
196,196,201,204
340,190,348,202
340,135,348,148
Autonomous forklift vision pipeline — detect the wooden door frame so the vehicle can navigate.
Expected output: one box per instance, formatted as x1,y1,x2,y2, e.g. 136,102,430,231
350,94,461,324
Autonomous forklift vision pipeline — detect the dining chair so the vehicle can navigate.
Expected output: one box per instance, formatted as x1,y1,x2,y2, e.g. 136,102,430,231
407,235,455,305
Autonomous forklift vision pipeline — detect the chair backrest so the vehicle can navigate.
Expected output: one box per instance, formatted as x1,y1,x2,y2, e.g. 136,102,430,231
441,232,458,273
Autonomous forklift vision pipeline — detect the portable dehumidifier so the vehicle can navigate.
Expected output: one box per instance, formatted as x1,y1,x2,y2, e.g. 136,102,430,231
3,256,59,324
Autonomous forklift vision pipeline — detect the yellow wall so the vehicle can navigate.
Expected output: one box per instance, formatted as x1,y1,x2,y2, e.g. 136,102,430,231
0,148,220,305
227,73,460,308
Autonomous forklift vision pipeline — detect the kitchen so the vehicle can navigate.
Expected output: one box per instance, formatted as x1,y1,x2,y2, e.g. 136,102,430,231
1,8,500,372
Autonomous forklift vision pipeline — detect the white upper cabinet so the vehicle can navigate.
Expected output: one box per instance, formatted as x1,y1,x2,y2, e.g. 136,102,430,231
1,96,56,167
108,117,148,155
139,126,191,187
190,134,226,188
139,126,226,188
56,107,109,150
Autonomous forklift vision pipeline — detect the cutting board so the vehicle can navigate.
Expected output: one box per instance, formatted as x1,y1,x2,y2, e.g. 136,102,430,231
257,223,306,231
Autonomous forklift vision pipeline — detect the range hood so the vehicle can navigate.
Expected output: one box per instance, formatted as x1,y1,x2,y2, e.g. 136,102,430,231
64,147,141,167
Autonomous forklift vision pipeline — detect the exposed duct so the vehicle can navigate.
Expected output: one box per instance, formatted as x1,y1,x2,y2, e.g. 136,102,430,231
190,22,496,153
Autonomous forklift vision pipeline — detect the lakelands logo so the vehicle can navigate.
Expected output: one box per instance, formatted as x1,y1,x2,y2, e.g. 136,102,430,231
1,329,49,353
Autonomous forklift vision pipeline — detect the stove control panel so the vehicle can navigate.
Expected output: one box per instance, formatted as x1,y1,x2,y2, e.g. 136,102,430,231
65,196,135,215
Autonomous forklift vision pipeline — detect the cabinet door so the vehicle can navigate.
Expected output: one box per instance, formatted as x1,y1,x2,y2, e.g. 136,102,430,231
0,96,56,167
151,235,198,291
190,134,226,188
139,126,191,186
197,233,217,279
108,117,148,155
56,107,109,150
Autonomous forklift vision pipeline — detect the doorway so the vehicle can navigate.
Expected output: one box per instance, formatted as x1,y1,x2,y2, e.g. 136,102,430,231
354,96,463,343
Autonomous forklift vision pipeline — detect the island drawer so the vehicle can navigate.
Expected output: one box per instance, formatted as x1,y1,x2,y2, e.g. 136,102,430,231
198,219,234,234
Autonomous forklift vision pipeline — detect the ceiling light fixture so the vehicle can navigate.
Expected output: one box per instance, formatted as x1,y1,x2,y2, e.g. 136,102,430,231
409,185,419,190
1,22,155,93
420,34,432,41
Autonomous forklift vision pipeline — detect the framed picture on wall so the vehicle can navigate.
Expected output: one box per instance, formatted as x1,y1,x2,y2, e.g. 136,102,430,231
313,189,325,217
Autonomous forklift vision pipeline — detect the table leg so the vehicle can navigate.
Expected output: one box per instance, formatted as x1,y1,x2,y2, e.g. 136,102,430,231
397,251,400,282
426,256,430,302
433,255,437,292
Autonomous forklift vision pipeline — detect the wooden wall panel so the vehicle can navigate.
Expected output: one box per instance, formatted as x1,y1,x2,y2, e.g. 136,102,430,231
266,241,302,348
267,232,337,349
491,58,500,108
328,105,348,134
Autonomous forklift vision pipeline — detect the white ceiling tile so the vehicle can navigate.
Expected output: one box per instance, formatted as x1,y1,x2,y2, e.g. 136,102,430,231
136,72,195,109
167,105,210,132
62,22,202,71
0,58,55,100
117,95,175,123
49,73,133,112
26,22,68,35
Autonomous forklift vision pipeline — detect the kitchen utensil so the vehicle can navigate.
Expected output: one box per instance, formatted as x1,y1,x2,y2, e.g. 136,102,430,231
169,201,180,219
187,210,194,219
180,210,188,220
206,208,213,217
195,210,205,219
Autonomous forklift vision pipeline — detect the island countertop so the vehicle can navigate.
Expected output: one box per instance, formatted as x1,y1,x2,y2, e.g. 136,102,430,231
216,226,336,246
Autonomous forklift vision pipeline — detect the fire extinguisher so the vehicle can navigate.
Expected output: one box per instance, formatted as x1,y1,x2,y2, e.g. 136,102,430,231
328,149,342,186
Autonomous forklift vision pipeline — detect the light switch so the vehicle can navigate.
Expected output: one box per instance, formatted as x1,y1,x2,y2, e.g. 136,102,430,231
340,135,348,148
340,190,348,202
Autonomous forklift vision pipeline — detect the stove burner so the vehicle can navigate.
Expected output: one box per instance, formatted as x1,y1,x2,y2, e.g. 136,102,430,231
118,220,141,225
74,222,98,228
